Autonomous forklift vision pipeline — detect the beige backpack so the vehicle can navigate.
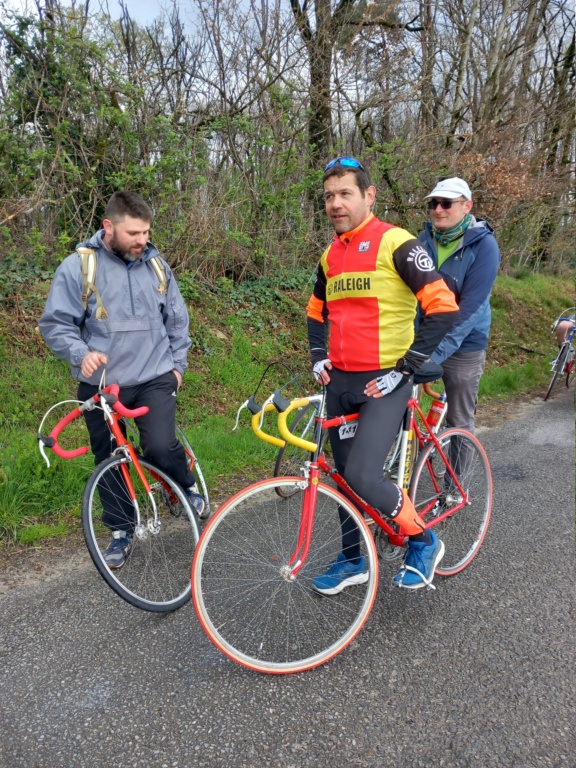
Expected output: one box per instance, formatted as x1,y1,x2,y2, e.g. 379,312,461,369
77,247,167,320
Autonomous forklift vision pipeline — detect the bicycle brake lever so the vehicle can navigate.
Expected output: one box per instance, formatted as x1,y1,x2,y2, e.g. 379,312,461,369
233,396,263,431
38,440,51,469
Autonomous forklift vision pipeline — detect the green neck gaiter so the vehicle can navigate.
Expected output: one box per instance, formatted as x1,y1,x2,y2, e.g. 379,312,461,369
433,213,474,246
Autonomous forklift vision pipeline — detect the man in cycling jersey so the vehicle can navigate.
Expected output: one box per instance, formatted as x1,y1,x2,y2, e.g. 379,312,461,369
306,157,459,592
39,191,206,569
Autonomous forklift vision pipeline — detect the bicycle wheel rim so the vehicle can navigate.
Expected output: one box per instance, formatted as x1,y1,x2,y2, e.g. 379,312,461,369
192,477,378,674
410,429,492,576
82,456,199,612
176,425,211,517
544,346,568,401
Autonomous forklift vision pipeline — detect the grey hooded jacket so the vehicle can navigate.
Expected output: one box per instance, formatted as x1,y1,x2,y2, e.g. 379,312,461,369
39,230,191,386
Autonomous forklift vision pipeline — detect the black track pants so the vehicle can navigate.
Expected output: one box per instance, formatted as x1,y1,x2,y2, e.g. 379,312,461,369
78,372,195,530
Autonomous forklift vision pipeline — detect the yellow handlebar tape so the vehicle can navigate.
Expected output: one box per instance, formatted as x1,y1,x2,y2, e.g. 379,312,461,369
250,397,319,453
251,403,286,448
277,398,318,453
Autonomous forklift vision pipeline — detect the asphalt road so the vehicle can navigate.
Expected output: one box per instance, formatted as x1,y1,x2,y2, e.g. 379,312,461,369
1,385,574,768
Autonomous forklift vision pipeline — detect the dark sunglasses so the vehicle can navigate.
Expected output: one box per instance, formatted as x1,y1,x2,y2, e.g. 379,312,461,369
325,156,366,172
427,198,464,210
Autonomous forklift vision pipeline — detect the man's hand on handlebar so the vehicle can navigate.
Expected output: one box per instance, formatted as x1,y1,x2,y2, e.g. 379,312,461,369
81,351,108,378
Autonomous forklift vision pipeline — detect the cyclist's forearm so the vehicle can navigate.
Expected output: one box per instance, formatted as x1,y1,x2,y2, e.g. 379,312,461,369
307,317,328,363
410,309,459,359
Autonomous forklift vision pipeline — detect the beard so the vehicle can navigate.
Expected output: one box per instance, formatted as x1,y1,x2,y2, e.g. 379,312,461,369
109,233,143,262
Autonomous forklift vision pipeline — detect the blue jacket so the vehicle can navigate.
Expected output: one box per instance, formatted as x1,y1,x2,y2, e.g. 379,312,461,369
418,218,500,363
39,230,191,386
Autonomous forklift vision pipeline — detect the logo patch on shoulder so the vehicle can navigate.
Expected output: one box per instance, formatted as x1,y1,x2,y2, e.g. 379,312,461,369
407,244,435,271
358,241,371,252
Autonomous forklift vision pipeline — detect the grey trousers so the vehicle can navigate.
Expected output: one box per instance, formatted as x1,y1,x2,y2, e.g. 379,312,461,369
441,349,487,433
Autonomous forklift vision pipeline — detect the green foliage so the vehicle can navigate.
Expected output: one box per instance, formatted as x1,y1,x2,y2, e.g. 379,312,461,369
1,269,573,549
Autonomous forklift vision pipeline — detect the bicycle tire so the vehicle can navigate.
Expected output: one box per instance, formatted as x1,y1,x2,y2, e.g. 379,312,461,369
544,344,569,401
565,348,575,388
82,455,200,612
192,477,379,674
176,425,211,519
273,403,328,498
409,428,492,576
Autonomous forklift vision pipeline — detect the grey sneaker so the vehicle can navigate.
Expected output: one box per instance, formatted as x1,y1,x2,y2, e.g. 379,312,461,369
186,489,209,520
103,531,133,570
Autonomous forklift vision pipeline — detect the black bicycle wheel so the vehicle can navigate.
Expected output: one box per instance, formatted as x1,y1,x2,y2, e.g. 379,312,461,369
192,477,378,674
544,344,569,401
82,455,199,612
273,403,328,498
409,429,492,576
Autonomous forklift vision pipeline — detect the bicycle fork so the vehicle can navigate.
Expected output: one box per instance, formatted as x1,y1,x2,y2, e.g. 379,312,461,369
281,465,321,581
104,405,162,538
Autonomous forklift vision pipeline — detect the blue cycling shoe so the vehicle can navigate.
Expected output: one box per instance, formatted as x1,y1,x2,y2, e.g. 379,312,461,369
392,530,445,590
312,553,369,595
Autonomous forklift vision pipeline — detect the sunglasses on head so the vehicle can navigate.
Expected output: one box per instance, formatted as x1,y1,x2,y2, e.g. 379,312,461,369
325,157,366,172
427,198,465,210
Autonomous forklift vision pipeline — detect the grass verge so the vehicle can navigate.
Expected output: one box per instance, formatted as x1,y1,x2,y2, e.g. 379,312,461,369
0,267,573,546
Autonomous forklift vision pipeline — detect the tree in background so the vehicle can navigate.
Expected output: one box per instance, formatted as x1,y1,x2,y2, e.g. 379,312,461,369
0,0,573,281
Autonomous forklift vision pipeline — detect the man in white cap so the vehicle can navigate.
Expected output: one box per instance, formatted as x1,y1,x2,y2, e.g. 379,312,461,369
417,177,500,433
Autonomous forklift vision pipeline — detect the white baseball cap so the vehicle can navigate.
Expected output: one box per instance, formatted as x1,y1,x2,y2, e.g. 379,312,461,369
424,177,472,200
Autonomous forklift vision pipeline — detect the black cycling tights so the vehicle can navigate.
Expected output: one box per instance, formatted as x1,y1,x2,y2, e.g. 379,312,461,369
326,366,411,562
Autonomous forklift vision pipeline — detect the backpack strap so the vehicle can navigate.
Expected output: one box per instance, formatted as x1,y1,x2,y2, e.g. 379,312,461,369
148,256,168,295
77,247,108,320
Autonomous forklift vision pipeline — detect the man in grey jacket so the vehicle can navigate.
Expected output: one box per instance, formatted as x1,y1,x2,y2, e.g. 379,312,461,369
40,191,206,568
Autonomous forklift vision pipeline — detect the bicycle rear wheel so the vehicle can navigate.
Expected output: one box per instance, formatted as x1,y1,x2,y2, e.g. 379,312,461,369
409,429,492,576
192,477,378,674
176,426,210,519
544,344,569,401
82,455,200,612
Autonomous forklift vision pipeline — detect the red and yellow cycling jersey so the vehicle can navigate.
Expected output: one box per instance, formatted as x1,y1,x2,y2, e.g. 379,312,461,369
307,214,458,371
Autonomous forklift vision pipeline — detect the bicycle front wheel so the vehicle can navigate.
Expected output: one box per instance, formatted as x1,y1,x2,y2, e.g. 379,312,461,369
192,477,378,674
565,347,575,388
410,429,492,576
82,455,200,612
544,344,569,401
